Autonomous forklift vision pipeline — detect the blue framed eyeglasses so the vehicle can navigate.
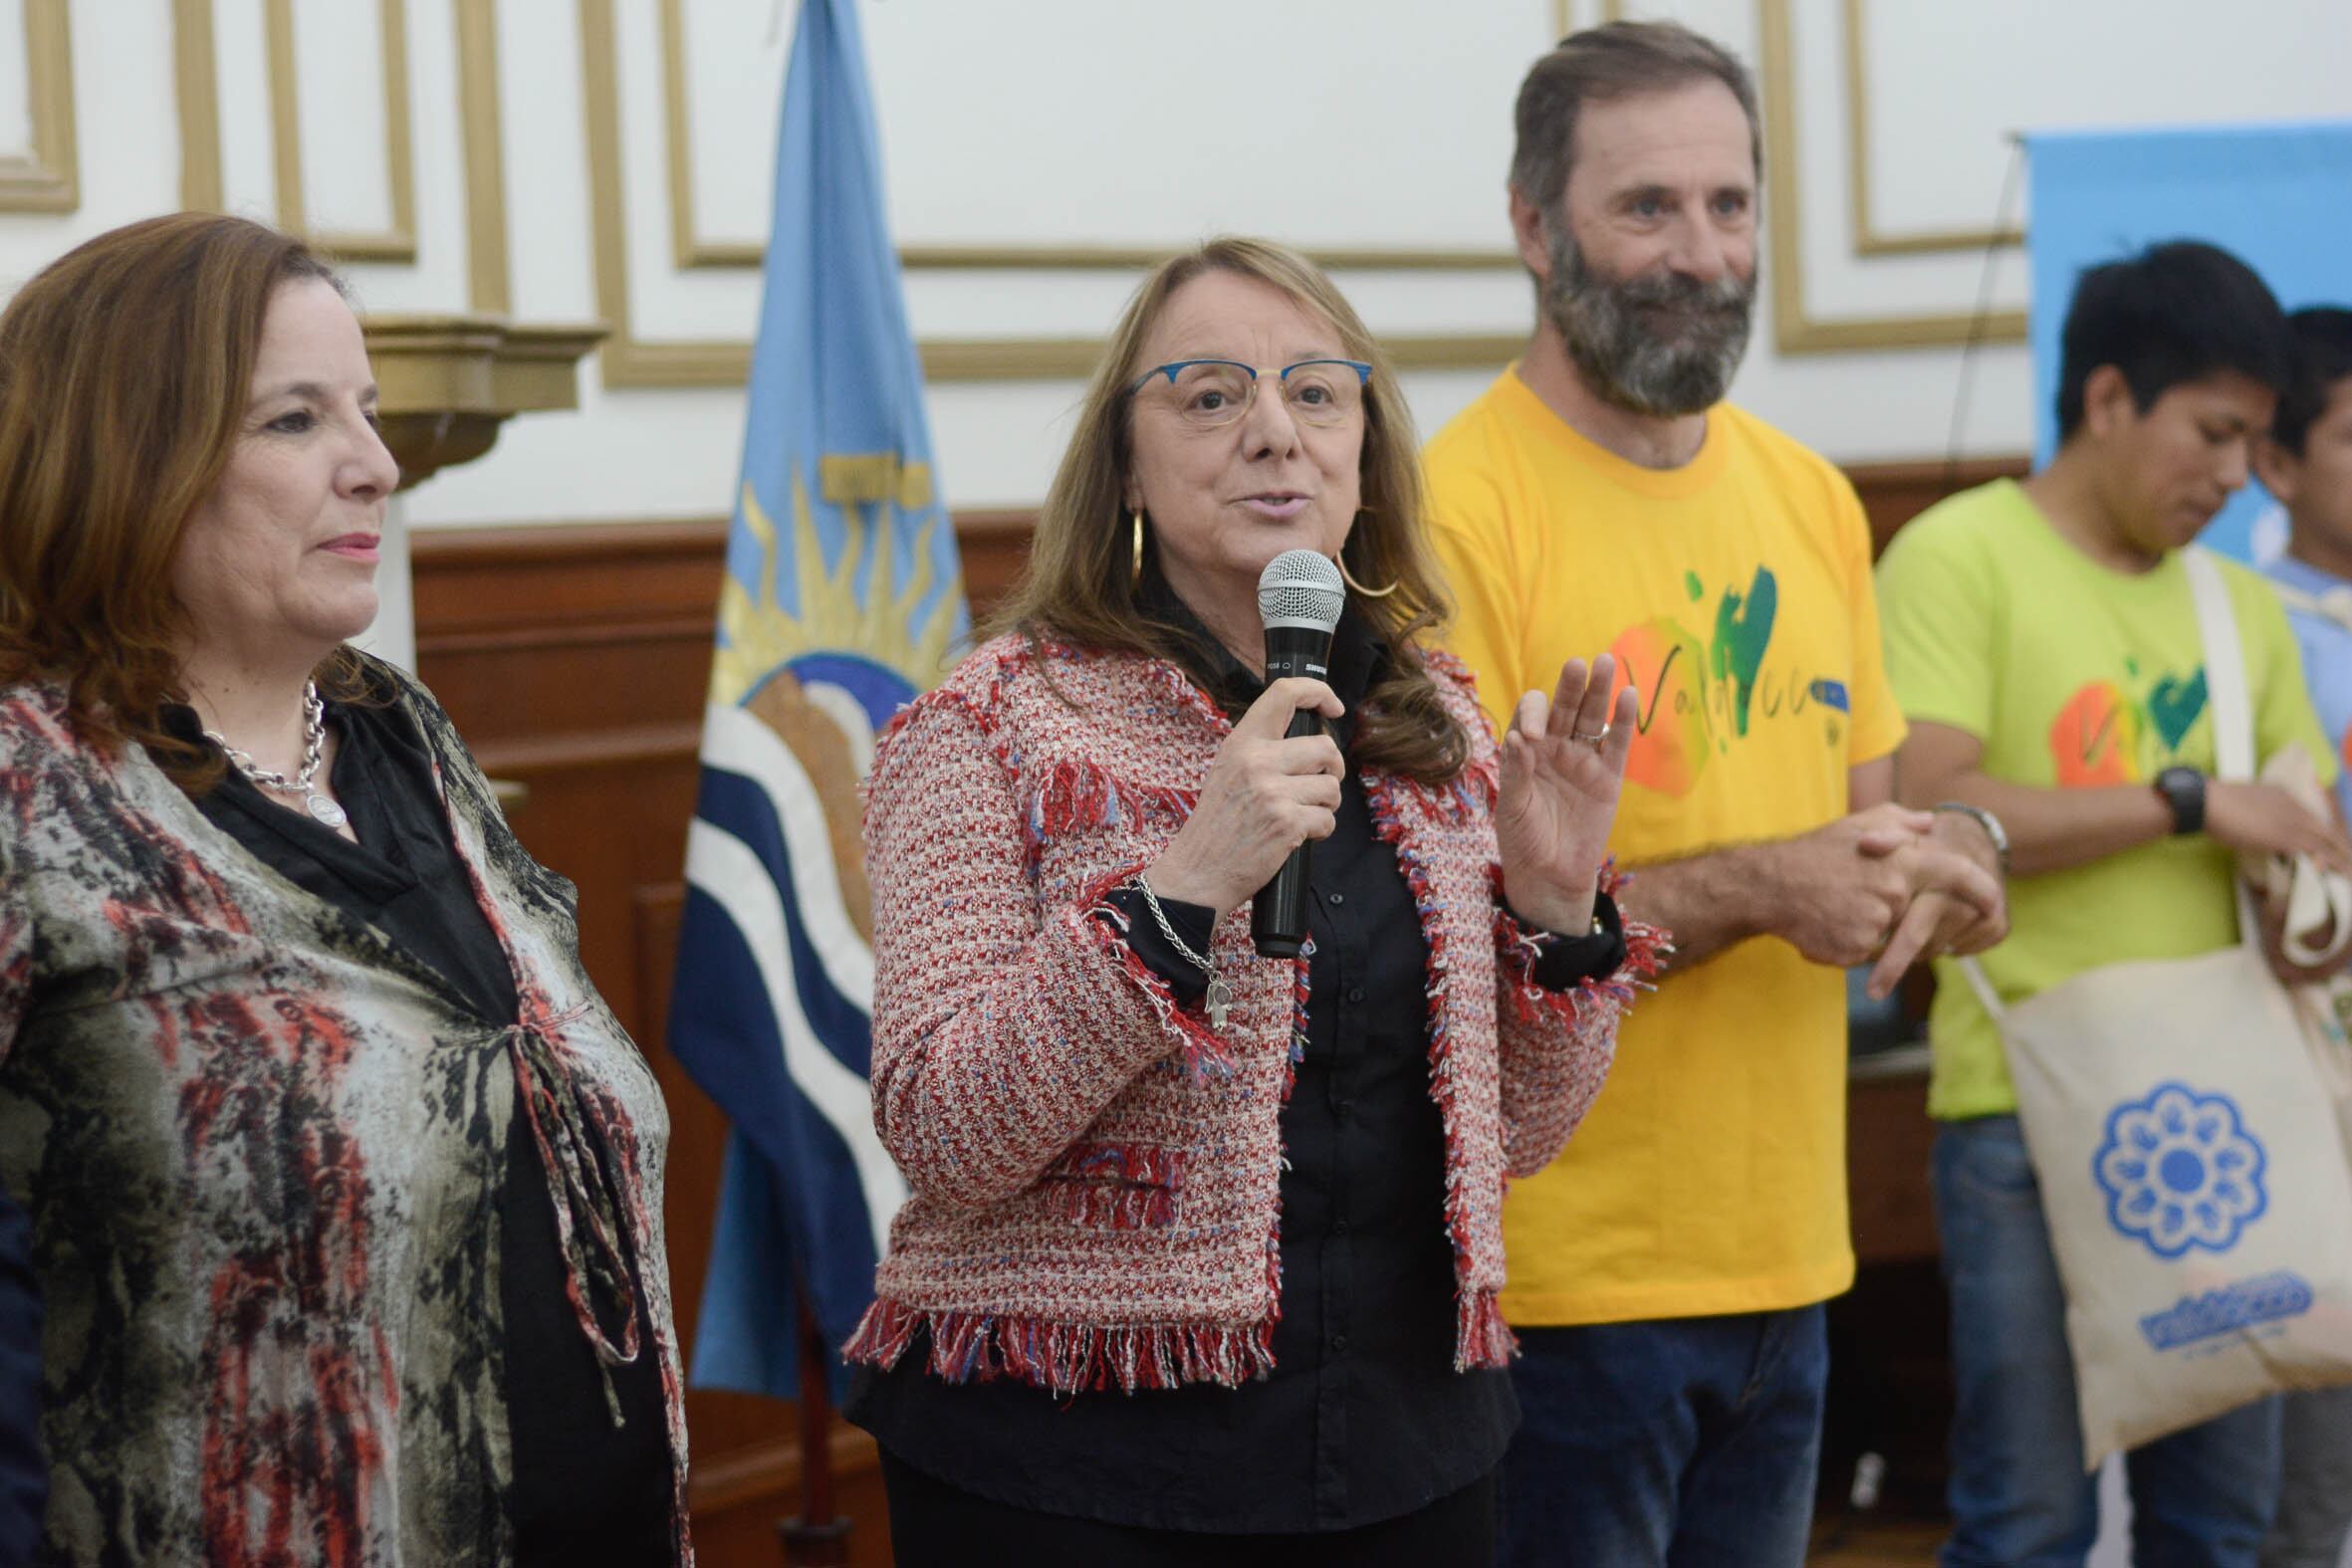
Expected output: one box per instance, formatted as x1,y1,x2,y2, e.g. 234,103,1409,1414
1125,358,1373,429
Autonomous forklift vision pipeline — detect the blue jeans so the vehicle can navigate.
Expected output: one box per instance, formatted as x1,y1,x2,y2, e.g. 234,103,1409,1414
1935,1116,2282,1568
2264,1387,2352,1567
1497,1306,1827,1567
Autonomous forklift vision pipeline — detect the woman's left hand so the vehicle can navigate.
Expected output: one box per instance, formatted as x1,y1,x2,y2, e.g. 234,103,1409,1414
1496,654,1638,937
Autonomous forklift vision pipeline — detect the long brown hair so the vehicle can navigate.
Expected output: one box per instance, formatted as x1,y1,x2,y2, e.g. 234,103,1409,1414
986,236,1470,784
0,212,372,784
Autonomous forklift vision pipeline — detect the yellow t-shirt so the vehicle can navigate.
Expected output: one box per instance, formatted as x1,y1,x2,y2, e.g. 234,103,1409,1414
1424,368,1906,1326
1876,479,2338,1122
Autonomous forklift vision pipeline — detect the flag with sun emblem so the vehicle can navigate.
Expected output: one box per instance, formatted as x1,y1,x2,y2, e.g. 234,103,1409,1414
668,0,963,1402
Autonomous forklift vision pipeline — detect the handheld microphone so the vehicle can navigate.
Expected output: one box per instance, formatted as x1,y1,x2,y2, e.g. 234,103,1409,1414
1251,550,1347,959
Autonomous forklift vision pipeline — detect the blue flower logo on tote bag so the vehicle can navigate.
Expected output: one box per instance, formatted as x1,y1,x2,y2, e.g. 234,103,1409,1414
2093,1082,2268,1258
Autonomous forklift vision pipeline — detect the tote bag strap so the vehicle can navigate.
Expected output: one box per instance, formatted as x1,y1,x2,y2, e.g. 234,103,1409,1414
1963,548,2258,1023
2185,547,2254,784
2173,552,2248,789
2182,547,2280,958
1958,953,2007,1023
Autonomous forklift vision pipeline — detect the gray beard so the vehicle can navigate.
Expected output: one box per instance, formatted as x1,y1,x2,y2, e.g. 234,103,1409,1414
1540,223,1756,418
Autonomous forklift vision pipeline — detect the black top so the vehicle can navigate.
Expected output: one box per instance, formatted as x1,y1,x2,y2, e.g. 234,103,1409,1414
845,587,1624,1534
163,698,671,1564
0,1173,42,1565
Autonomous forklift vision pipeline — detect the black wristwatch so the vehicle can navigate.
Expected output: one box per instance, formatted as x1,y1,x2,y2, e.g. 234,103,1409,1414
2153,766,2207,835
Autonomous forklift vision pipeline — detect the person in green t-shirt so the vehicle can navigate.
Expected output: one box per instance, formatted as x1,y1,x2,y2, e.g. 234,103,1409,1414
1877,242,2352,1567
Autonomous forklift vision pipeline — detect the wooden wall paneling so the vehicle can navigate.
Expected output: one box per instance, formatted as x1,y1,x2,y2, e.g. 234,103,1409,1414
1849,455,2029,558
1846,1068,1940,1266
949,507,1038,622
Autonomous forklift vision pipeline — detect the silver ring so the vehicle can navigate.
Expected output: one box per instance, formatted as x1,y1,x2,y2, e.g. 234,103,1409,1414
1571,722,1610,748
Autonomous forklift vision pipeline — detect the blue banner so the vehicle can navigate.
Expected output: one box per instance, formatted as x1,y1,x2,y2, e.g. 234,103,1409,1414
2027,121,2352,562
668,0,966,1403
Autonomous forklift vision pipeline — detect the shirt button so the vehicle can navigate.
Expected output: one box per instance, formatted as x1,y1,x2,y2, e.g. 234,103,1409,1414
1335,1100,1354,1122
1345,986,1365,1005
1326,892,1344,906
1332,1219,1350,1236
1331,1334,1349,1354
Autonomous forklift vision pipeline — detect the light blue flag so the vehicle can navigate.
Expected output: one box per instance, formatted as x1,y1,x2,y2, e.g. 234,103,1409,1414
668,0,965,1403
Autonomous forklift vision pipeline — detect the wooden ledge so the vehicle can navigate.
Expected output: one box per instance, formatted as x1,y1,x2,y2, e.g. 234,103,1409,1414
362,315,608,489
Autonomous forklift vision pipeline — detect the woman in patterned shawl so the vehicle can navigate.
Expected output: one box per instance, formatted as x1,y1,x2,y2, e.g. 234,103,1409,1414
842,238,1664,1566
0,214,687,1563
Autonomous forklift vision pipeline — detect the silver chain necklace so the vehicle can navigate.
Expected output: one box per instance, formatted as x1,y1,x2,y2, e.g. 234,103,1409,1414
202,681,348,829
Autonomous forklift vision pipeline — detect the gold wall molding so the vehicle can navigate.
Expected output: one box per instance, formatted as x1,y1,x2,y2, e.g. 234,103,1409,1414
1843,0,2019,258
0,0,77,213
587,0,1531,387
657,0,734,271
454,0,510,313
165,0,600,486
1551,0,1626,40
266,0,418,262
181,0,516,319
893,246,1522,271
656,0,1523,276
1758,0,2024,352
173,0,221,210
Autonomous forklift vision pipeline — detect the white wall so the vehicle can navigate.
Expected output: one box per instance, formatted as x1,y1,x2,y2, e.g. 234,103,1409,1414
4,0,2352,532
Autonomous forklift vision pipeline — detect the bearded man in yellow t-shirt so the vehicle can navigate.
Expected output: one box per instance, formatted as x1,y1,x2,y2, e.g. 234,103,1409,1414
1423,22,2008,1568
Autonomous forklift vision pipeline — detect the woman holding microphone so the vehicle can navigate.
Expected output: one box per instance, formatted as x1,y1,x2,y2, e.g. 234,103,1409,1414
845,237,1662,1565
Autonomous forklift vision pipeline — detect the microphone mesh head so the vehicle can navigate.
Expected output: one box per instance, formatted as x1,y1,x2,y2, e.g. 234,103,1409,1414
1257,549,1346,632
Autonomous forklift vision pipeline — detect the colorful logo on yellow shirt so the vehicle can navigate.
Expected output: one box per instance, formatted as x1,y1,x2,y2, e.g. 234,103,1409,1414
1606,564,1847,797
2047,662,2206,786
1611,616,1712,795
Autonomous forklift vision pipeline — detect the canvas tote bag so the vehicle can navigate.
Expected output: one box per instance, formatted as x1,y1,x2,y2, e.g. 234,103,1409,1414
1958,547,2352,1469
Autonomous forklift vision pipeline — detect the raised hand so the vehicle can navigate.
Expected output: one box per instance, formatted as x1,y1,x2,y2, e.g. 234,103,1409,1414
1496,654,1639,936
1145,677,1346,921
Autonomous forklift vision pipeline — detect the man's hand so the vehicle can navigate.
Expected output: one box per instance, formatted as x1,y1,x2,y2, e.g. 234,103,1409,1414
1768,808,1966,968
1865,811,2011,1000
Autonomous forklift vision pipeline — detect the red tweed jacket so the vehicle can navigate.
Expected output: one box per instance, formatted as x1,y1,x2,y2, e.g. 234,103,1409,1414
844,632,1661,1396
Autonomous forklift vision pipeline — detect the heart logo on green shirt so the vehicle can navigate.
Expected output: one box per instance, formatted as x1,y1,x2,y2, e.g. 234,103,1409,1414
2148,669,2208,754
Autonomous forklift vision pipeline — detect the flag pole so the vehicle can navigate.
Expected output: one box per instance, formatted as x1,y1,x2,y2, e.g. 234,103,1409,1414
777,1285,850,1567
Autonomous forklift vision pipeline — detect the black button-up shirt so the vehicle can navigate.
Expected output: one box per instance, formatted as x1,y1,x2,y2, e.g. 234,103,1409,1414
846,587,1622,1533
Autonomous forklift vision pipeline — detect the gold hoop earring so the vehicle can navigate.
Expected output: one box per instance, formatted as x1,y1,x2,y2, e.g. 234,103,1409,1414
1129,510,1145,589
1333,552,1400,599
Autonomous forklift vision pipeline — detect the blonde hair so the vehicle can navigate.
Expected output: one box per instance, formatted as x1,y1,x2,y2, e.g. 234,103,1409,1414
986,236,1470,784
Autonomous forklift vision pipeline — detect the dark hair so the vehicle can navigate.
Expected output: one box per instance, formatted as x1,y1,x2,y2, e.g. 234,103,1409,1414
2271,306,2352,456
1510,20,1761,220
0,212,369,784
2053,241,2292,442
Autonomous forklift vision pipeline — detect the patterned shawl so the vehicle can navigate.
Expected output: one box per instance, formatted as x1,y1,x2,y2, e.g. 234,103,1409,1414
0,663,689,1566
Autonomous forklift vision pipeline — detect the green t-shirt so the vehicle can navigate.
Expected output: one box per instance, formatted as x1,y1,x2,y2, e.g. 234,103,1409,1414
1876,479,2337,1121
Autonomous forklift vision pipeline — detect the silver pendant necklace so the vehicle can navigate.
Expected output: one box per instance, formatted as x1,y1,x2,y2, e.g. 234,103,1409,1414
203,681,348,829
